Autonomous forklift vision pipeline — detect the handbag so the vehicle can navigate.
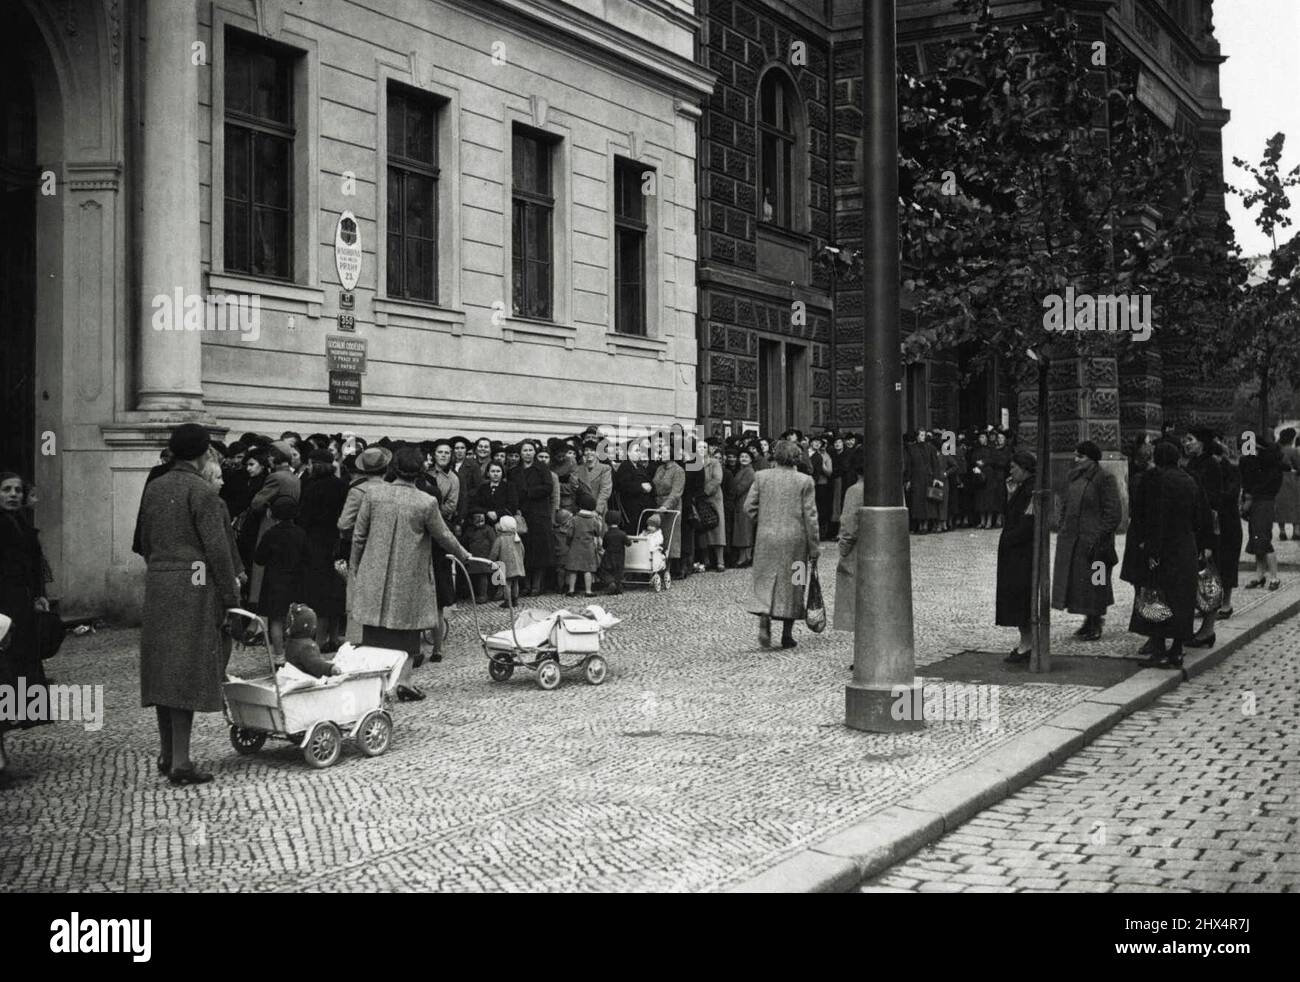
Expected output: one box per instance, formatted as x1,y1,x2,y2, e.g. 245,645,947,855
514,511,528,535
691,498,720,531
1089,533,1119,568
1196,561,1224,613
926,483,945,503
1136,586,1173,623
805,563,827,633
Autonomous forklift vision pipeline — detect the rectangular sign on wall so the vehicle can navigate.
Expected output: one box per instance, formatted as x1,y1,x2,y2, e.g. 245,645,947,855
326,335,367,373
329,371,362,407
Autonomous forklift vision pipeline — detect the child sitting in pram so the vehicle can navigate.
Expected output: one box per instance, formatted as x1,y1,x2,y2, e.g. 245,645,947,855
642,513,667,574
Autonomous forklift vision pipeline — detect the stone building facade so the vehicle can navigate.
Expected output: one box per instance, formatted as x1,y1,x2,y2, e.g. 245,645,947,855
1,0,710,617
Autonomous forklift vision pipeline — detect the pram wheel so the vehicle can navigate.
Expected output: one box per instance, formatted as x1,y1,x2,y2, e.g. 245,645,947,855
303,721,343,769
651,573,663,592
356,711,393,757
584,655,608,686
229,726,267,755
536,659,562,690
488,658,514,682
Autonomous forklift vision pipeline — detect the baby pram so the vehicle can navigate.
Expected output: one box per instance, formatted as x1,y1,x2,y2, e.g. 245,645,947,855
221,608,404,769
622,508,679,592
449,556,618,690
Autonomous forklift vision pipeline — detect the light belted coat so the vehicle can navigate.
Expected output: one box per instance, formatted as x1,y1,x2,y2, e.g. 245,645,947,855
349,480,468,630
743,465,820,619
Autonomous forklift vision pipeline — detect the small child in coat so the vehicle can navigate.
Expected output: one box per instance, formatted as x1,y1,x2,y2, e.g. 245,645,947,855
642,512,667,575
254,494,307,661
489,514,526,608
284,603,341,678
459,508,497,604
566,492,605,596
553,508,574,592
601,509,630,595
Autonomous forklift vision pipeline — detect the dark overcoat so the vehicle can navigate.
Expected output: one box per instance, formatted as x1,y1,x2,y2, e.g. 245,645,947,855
0,512,50,731
613,460,656,532
995,479,1035,627
138,462,240,712
1128,466,1208,641
512,463,555,570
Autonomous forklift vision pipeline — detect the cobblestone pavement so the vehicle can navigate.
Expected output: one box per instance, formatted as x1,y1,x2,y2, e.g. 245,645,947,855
860,610,1300,893
2,530,1295,892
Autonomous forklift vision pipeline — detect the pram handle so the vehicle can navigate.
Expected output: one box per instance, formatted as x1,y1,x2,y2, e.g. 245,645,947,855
223,608,278,677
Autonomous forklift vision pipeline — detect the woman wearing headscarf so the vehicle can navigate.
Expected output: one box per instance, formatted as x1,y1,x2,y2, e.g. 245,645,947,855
512,439,555,597
652,439,686,576
1129,441,1211,668
0,471,53,782
1051,440,1122,641
137,424,241,785
997,452,1038,663
744,439,820,649
349,446,474,701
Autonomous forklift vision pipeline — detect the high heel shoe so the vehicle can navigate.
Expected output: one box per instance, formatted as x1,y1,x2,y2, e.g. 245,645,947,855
1004,648,1030,664
168,767,214,786
1186,633,1215,649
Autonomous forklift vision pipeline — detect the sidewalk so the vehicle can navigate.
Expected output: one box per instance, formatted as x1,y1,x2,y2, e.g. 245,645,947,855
1,530,1296,892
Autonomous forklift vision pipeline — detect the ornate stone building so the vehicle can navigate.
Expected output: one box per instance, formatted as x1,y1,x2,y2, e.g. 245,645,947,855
1,0,710,617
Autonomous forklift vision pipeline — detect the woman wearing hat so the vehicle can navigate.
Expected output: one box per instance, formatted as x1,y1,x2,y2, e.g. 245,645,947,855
997,452,1039,663
299,449,348,652
137,424,242,785
338,446,392,642
1051,440,1122,641
350,447,475,701
246,441,301,610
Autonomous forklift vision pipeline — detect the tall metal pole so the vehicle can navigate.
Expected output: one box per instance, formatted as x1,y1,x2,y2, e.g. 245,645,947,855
846,0,921,731
1030,356,1052,673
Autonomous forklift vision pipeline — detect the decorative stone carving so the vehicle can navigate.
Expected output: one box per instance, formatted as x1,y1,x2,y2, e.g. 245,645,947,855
1089,389,1119,417
255,0,287,39
530,94,549,128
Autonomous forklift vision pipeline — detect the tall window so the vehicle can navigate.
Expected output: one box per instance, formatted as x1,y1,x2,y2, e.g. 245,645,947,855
512,128,554,319
224,33,294,279
387,84,439,302
758,71,796,229
614,159,648,335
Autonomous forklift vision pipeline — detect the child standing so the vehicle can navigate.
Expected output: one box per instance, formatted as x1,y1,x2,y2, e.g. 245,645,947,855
601,508,630,595
253,494,307,662
565,492,605,597
553,507,574,593
489,514,526,608
459,508,497,603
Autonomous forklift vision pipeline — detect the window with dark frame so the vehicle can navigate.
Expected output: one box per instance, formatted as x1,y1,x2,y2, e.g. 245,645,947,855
224,32,294,280
614,159,648,336
758,70,796,230
511,128,554,319
386,83,440,303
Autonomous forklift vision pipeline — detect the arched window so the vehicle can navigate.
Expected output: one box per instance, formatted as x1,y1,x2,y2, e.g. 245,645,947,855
758,69,798,230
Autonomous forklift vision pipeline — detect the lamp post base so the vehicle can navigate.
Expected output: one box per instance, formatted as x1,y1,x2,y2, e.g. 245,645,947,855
846,682,925,733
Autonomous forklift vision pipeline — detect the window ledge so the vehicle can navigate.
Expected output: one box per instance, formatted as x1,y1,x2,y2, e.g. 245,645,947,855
756,223,812,245
207,273,324,318
374,297,467,335
503,317,577,349
605,331,668,359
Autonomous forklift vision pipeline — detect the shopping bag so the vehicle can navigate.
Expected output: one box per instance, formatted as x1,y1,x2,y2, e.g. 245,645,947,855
1136,586,1172,623
805,563,827,633
1196,561,1224,614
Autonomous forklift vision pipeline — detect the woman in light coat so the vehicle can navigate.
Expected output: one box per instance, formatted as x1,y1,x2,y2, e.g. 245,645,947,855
833,475,863,633
350,447,473,701
652,442,686,570
744,439,820,648
700,439,728,570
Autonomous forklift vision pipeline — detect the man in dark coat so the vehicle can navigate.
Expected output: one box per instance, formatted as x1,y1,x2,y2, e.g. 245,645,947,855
1130,441,1212,668
137,423,240,785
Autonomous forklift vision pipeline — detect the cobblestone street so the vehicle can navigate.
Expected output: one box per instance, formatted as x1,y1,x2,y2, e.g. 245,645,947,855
860,607,1300,893
3,530,1296,892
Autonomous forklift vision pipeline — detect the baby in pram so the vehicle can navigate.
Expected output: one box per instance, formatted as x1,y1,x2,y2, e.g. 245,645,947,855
642,513,667,574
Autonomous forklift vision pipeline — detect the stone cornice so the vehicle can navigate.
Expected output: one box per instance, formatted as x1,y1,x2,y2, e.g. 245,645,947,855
65,160,123,192
466,0,715,99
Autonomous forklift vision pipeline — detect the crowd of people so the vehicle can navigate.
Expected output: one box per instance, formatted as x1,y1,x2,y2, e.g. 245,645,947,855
2,417,1299,786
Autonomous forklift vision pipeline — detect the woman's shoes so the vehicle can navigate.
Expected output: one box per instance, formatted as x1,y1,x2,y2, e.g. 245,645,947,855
168,767,214,786
780,637,797,649
758,616,771,649
1079,625,1103,642
396,684,426,702
1138,653,1169,668
1245,578,1266,589
1004,648,1031,664
156,756,170,776
1186,633,1216,649
1268,579,1281,591
1218,607,1233,619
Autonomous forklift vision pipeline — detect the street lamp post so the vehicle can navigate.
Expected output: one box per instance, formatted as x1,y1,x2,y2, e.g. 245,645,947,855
846,0,922,731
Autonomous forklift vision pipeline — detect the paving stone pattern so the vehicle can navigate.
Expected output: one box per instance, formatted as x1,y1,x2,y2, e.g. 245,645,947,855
1,530,1293,892
861,610,1300,893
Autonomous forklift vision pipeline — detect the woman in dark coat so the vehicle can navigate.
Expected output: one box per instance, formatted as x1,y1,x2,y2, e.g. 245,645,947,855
997,453,1038,663
613,441,656,534
1130,442,1211,668
730,448,756,566
970,431,995,527
1182,429,1224,648
1240,433,1284,590
1051,440,1122,640
297,450,349,650
0,471,52,781
137,425,241,785
902,430,939,533
471,461,519,525
512,440,554,596
985,431,1012,526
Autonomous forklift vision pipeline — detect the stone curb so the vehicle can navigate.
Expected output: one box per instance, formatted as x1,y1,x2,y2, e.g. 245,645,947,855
727,591,1300,893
